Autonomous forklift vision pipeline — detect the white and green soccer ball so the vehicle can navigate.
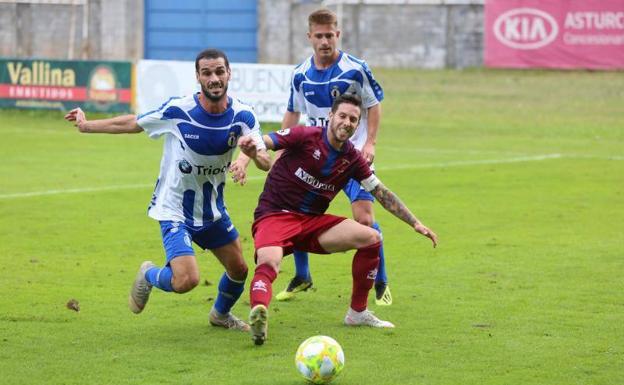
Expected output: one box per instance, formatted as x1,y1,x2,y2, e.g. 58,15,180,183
295,335,345,384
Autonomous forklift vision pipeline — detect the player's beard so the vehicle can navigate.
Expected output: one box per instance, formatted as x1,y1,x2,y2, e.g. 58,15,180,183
201,82,228,102
331,122,353,143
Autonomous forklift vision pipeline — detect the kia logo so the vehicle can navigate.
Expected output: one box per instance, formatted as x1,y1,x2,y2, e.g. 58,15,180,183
494,8,558,49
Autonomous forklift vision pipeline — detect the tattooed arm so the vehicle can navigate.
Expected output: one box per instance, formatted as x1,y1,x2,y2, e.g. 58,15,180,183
371,182,438,247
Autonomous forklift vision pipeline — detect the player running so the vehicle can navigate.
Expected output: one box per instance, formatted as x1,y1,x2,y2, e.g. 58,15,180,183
276,8,392,306
238,94,437,345
64,48,270,331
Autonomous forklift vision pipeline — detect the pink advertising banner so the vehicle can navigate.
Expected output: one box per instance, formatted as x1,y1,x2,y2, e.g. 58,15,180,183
485,0,624,69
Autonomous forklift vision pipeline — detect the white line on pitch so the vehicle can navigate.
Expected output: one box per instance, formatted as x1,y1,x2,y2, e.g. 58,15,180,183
0,153,577,200
0,183,154,199
375,153,563,171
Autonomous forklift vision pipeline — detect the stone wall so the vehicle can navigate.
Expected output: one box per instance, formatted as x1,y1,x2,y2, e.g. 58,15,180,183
258,0,484,68
0,0,143,61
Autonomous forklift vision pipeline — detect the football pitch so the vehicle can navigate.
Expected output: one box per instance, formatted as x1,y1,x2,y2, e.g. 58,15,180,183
1,68,622,385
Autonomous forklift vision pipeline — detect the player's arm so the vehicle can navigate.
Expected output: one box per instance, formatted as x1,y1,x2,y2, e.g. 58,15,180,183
64,108,142,134
368,179,438,247
236,136,271,170
281,111,301,130
361,103,381,164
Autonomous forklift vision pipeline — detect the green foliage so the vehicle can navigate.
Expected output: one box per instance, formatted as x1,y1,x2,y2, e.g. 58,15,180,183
1,69,622,385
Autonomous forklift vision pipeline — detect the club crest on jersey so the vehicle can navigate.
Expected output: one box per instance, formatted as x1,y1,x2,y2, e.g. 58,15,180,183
277,128,290,136
178,159,192,174
330,86,341,99
313,149,321,160
335,159,351,174
227,132,238,148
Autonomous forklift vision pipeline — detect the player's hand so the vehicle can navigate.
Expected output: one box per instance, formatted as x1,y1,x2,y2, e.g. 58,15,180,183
414,223,438,248
229,158,248,186
238,136,258,159
64,108,88,132
361,142,375,165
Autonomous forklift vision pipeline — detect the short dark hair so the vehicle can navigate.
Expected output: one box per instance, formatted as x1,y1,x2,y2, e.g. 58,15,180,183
331,93,362,114
195,48,230,72
308,8,338,29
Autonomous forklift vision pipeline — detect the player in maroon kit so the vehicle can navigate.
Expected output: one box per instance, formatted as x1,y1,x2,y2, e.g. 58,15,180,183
238,94,437,346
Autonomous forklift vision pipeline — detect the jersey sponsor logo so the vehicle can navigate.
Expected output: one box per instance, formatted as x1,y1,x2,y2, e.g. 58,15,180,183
178,159,193,174
178,159,232,176
295,167,336,191
277,128,290,136
308,116,329,128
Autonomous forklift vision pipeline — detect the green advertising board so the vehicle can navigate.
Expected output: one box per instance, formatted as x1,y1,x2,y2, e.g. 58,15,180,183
0,58,132,113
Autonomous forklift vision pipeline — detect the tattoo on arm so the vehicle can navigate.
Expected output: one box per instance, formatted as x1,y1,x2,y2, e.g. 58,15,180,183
372,183,420,227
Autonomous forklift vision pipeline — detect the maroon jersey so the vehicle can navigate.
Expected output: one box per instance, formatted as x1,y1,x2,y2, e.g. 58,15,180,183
254,125,376,220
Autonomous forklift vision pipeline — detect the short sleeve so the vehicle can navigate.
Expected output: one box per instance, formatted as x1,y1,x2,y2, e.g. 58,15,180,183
235,108,266,151
268,125,308,151
352,151,379,191
136,97,181,139
358,61,384,109
287,72,307,113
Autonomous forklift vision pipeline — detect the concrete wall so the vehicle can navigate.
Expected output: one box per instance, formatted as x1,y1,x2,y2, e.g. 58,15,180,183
258,0,484,68
1,0,483,68
0,0,143,61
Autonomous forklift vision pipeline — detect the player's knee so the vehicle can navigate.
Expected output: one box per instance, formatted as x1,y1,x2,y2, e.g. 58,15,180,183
228,260,248,281
355,215,374,227
359,227,381,247
174,272,200,293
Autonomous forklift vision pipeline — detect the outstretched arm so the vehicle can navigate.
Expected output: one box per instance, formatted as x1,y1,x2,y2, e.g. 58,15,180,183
371,182,438,247
64,108,142,134
236,136,271,170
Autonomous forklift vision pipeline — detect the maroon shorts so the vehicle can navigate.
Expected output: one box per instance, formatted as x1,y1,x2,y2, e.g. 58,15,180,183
252,212,347,256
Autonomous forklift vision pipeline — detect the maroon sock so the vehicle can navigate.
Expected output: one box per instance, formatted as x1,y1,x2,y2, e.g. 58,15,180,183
250,263,278,308
351,242,381,312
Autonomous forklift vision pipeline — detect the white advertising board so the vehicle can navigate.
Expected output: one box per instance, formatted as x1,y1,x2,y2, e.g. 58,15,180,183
136,60,294,122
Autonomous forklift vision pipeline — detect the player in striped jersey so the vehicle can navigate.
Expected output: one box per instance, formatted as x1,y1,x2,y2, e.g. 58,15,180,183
276,8,392,306
64,49,270,331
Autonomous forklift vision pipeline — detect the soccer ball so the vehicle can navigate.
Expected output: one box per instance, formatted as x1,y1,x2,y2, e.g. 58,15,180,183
295,335,345,384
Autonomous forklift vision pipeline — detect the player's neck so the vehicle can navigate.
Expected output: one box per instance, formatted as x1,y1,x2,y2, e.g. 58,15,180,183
326,129,344,151
314,50,340,69
198,93,228,114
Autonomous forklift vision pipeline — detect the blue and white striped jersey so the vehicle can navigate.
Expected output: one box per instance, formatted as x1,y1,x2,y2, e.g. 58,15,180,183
137,94,265,227
287,51,384,150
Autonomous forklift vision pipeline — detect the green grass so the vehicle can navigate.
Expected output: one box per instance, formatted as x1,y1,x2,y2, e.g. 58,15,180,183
1,69,623,385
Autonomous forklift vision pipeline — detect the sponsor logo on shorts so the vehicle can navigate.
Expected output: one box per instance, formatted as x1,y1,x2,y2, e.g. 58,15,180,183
184,234,192,247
